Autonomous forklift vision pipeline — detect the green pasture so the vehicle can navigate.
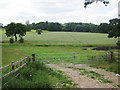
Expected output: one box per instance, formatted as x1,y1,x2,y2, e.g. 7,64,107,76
1,30,119,74
2,30,117,46
2,44,96,66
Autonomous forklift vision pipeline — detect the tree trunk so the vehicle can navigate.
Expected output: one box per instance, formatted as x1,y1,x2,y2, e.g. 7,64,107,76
14,34,17,41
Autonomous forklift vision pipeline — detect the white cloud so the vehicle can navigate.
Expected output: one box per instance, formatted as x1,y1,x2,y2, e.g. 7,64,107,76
0,0,119,26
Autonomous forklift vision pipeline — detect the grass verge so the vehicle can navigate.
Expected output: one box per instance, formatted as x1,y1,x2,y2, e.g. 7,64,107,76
2,61,78,88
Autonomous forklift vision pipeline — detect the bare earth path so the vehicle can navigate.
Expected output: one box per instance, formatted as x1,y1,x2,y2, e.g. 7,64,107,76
47,64,119,88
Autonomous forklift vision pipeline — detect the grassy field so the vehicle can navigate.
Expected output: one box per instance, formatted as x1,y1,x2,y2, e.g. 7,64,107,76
1,29,120,88
2,44,95,66
1,30,119,73
2,30,117,46
1,30,118,65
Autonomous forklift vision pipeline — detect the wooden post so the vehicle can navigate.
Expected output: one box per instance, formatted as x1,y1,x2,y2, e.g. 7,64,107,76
73,53,75,65
32,53,35,62
109,51,113,60
20,61,22,66
11,62,14,70
118,76,120,87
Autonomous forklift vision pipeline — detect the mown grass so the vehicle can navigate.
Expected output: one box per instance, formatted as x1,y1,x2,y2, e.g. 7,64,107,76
2,61,78,88
2,31,117,45
2,42,97,66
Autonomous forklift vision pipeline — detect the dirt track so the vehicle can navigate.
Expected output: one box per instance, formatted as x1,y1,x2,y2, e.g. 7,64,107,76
47,64,120,89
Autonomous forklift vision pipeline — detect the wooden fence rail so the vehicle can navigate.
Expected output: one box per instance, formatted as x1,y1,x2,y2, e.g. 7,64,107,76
0,53,35,80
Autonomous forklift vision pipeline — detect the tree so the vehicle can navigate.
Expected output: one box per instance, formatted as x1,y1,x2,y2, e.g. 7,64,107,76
98,23,111,33
108,19,120,38
64,23,77,32
74,24,91,32
34,22,48,30
31,22,36,29
84,0,109,8
6,22,27,41
25,20,30,25
108,19,120,47
25,20,31,31
48,22,62,31
109,18,118,25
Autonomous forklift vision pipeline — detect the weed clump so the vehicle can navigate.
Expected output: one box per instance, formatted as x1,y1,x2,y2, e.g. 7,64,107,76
19,37,24,43
9,38,14,43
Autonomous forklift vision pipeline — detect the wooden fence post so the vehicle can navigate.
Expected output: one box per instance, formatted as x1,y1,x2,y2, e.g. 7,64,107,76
109,51,113,60
20,61,22,66
32,53,35,62
73,53,75,65
11,62,14,70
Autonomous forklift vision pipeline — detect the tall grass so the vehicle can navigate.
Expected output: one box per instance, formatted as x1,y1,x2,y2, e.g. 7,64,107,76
88,55,120,74
2,61,78,88
2,61,52,88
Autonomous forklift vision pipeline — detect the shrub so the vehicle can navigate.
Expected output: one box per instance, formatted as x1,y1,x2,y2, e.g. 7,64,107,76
19,37,24,43
30,61,47,71
116,40,120,47
37,29,42,34
32,71,52,88
9,38,14,43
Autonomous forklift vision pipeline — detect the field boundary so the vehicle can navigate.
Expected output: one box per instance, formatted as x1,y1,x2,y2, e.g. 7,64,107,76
1,51,119,80
0,54,35,80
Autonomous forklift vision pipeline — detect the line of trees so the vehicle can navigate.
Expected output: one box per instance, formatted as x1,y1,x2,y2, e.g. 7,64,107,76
2,18,120,46
25,18,117,34
1,18,118,34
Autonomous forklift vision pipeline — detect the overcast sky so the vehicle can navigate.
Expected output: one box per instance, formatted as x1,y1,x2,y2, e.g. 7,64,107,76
0,0,119,26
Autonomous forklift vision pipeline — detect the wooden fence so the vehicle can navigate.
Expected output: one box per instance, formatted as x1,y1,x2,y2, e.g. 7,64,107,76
0,53,35,80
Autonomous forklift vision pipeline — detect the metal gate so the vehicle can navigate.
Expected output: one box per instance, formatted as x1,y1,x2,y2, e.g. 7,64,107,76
36,51,109,66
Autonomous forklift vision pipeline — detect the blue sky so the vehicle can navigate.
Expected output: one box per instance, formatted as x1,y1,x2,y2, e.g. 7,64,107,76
0,0,119,26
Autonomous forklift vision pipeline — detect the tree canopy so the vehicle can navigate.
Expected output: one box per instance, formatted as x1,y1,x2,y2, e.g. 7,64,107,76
108,19,120,38
6,22,27,41
84,0,109,8
29,21,112,34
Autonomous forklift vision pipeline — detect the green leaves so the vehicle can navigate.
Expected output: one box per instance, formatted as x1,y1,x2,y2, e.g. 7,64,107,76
6,22,16,37
5,22,27,41
84,0,109,8
108,19,120,38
